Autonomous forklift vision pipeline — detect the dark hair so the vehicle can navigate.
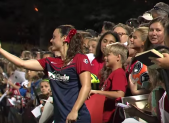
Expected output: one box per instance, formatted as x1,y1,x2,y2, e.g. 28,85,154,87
65,33,84,65
99,64,112,88
57,25,75,37
95,31,120,59
32,71,44,81
165,21,169,36
144,17,169,51
85,29,98,37
126,18,140,28
139,23,150,27
103,21,115,31
57,25,83,65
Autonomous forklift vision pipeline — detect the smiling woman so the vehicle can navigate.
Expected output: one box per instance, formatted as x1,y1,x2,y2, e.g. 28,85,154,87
0,25,91,123
144,17,168,51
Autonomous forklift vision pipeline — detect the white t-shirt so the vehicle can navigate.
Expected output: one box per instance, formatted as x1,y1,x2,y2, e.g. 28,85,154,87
159,91,169,123
86,53,95,64
122,118,141,123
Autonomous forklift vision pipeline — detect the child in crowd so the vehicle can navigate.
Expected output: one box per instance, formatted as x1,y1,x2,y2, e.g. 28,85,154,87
126,27,150,95
89,43,128,123
40,79,52,106
38,79,53,123
86,37,98,63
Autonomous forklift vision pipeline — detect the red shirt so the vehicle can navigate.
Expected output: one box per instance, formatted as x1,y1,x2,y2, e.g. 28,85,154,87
125,61,137,75
102,68,128,122
91,58,104,77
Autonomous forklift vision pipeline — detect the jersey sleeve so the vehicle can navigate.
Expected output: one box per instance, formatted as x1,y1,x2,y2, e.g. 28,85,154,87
111,70,127,93
38,58,47,70
76,54,91,74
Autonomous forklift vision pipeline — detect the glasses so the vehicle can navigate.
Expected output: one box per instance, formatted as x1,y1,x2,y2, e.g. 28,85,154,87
117,32,128,37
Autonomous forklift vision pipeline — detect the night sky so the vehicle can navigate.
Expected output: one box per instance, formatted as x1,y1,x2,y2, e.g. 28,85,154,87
0,0,169,51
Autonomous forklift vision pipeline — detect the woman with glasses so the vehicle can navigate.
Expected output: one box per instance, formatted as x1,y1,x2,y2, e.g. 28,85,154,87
113,23,133,45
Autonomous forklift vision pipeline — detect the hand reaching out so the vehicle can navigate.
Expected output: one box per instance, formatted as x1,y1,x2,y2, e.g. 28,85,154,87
149,53,169,69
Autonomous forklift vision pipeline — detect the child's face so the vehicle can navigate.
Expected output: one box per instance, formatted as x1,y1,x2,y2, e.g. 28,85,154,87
130,31,144,49
88,41,97,53
40,82,51,95
104,53,119,68
101,34,116,54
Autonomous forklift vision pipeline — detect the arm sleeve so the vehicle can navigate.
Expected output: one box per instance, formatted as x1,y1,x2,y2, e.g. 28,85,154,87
38,58,47,70
76,55,91,74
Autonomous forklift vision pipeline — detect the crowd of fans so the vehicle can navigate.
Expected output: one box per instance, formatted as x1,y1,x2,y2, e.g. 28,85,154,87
0,2,169,123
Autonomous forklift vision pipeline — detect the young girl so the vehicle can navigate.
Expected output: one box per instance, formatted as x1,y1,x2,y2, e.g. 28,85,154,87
0,25,91,123
86,38,98,63
91,31,120,77
86,38,98,65
127,27,150,95
39,79,52,112
126,27,148,75
89,43,128,123
88,38,98,54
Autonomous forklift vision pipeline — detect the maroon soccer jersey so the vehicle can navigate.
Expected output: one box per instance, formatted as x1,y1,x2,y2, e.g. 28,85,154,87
38,53,91,123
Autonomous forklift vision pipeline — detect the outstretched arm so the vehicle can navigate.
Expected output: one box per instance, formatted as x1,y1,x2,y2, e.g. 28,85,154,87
89,90,125,99
0,48,43,71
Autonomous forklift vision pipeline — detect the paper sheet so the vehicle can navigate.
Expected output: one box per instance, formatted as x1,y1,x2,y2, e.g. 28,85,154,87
31,104,43,118
9,70,26,83
0,91,7,102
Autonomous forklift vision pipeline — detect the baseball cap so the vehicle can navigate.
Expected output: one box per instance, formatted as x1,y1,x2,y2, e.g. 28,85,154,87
138,12,153,21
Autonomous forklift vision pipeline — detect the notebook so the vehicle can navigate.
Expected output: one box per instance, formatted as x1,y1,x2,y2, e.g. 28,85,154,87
133,49,163,69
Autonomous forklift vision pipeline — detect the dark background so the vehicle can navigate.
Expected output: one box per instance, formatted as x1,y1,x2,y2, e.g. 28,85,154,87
0,0,169,51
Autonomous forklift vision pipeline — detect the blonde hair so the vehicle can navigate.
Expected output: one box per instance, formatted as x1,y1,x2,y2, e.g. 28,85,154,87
135,27,149,42
105,43,128,64
89,37,98,42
